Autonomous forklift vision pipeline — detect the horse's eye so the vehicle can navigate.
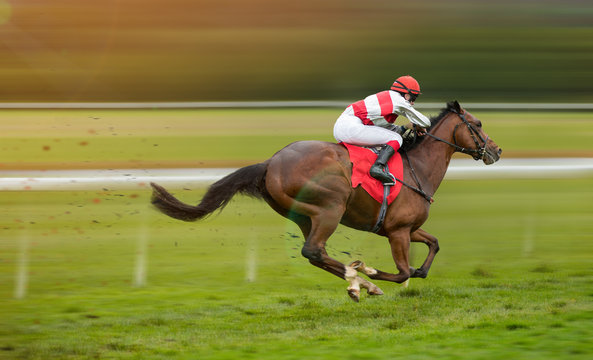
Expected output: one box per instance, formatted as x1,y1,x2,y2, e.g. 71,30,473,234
476,120,483,128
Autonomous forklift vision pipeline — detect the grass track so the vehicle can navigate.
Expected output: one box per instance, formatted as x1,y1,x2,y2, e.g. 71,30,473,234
1,109,593,169
1,177,592,359
1,107,592,358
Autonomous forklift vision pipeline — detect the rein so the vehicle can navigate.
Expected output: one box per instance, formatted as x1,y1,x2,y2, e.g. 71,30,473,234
392,110,488,204
371,109,489,230
392,152,434,204
424,110,488,161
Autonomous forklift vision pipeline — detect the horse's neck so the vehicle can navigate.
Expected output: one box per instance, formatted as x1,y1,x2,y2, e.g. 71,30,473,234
408,120,457,195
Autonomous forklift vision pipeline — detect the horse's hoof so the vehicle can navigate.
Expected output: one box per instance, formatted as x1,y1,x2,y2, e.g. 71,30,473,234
348,289,360,302
349,260,363,269
367,286,384,296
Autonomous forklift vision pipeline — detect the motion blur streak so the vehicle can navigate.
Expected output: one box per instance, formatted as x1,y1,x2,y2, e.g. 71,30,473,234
14,229,29,299
0,0,591,102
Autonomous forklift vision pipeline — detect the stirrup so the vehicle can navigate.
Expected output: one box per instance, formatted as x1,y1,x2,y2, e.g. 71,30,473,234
370,166,395,186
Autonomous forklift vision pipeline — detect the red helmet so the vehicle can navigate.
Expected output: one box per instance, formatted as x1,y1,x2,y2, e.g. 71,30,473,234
390,75,421,95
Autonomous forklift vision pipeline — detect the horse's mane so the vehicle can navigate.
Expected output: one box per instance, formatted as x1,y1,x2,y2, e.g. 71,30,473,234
402,101,459,151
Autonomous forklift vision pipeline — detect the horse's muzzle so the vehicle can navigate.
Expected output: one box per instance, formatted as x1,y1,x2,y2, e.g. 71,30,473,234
483,146,502,165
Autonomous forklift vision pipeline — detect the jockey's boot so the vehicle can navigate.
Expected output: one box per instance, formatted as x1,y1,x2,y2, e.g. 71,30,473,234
369,143,398,185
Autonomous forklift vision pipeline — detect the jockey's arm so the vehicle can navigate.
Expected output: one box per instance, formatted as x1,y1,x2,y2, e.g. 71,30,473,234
393,97,431,129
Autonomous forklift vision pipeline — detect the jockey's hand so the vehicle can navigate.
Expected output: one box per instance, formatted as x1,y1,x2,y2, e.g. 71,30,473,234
413,124,427,136
400,127,417,151
401,128,415,141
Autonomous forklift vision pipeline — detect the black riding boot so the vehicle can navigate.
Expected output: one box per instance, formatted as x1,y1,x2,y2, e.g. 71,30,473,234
370,144,396,185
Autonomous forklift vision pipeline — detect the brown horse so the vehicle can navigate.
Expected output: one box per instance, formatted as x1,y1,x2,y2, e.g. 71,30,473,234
151,101,502,301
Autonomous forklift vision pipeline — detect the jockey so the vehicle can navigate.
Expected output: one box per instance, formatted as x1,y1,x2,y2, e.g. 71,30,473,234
333,75,431,185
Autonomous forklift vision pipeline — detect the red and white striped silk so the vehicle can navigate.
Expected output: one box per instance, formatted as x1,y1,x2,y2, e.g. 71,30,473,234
349,90,431,128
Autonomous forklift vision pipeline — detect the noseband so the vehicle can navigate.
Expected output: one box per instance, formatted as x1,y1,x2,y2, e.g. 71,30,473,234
425,110,488,161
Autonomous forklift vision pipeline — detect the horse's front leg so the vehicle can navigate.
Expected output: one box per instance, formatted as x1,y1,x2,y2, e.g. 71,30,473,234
409,228,439,278
350,229,412,284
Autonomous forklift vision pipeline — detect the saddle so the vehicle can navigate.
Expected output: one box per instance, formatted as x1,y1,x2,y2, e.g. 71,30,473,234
341,143,404,205
341,143,405,232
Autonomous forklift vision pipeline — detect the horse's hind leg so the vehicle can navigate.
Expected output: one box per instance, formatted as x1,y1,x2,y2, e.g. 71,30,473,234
298,213,383,302
299,213,346,279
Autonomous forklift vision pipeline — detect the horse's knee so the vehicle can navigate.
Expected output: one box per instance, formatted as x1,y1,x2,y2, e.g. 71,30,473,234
397,269,411,283
301,245,323,263
426,235,439,253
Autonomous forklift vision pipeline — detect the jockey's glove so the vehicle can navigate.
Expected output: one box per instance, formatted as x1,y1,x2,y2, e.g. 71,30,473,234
386,124,407,134
401,128,416,141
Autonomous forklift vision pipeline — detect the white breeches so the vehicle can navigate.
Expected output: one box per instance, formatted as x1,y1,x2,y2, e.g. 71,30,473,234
333,107,402,147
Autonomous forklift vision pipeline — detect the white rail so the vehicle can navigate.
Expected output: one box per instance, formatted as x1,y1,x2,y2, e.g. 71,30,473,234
1,159,591,191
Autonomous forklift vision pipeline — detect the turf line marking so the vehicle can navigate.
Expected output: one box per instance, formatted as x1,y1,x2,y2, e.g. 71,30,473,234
523,210,536,257
246,235,257,283
134,219,149,287
14,228,29,299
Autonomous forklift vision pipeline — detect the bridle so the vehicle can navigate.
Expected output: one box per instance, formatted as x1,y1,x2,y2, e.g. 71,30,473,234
385,108,491,207
425,110,489,161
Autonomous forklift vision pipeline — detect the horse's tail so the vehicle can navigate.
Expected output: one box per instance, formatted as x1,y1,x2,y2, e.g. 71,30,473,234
150,162,268,222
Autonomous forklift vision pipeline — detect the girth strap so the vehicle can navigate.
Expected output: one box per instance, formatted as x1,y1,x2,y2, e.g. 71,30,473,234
369,150,434,233
371,182,391,233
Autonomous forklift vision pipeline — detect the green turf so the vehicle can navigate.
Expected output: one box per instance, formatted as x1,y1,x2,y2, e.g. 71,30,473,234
1,177,592,359
0,109,592,168
1,107,592,358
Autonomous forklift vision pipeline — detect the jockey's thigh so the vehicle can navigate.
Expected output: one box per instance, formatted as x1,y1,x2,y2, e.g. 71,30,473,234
334,112,402,147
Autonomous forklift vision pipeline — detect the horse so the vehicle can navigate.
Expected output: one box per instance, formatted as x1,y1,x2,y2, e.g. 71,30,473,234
150,101,502,302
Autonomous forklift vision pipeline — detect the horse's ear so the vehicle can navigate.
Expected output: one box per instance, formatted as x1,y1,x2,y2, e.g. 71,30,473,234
446,100,462,114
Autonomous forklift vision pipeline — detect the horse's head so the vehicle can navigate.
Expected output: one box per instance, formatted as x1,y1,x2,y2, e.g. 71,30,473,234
429,101,502,165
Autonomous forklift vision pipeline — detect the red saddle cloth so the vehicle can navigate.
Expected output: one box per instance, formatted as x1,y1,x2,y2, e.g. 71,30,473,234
341,143,404,205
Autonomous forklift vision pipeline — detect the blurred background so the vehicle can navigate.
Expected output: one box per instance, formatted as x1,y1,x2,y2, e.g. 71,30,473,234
1,0,592,103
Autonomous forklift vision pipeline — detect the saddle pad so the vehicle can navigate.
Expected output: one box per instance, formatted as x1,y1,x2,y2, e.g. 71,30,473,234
341,143,404,205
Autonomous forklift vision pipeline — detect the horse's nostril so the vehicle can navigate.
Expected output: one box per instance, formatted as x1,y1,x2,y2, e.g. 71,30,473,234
498,148,503,155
